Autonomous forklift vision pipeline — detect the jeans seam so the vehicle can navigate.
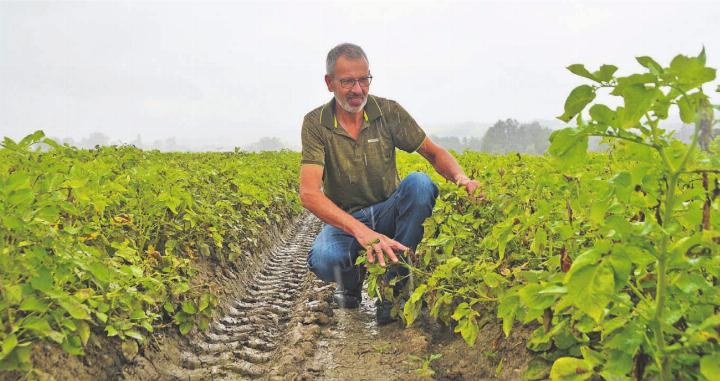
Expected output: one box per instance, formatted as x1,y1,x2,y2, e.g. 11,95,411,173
373,191,400,223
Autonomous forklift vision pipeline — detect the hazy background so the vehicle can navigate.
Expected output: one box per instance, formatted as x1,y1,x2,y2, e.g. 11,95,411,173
1,0,719,151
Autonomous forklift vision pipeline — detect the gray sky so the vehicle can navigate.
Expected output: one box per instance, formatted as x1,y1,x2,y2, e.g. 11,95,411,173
1,0,719,150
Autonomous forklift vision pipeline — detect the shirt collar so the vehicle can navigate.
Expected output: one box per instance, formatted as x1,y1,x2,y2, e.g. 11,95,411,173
319,95,383,129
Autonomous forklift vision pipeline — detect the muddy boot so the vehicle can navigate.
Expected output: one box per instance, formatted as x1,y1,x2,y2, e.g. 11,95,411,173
332,267,366,309
375,299,396,325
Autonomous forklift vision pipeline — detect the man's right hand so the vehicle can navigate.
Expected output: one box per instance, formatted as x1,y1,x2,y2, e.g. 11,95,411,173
355,228,409,267
300,164,409,267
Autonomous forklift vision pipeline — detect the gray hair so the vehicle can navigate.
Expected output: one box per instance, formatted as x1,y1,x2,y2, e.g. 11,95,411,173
326,43,369,75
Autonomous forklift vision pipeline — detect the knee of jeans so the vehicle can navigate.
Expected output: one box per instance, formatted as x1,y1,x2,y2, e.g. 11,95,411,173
401,172,438,203
307,247,352,282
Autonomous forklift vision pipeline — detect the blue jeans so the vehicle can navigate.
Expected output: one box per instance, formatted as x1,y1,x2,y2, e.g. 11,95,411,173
307,172,439,290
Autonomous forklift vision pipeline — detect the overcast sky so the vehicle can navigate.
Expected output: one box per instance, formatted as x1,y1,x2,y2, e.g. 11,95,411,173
1,0,719,149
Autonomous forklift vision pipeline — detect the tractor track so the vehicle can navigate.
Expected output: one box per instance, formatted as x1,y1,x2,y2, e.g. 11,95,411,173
126,213,329,381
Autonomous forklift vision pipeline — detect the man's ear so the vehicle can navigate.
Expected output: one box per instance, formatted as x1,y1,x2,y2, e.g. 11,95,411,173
324,74,334,92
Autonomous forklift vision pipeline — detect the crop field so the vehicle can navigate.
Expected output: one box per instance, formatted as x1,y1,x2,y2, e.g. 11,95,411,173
1,52,718,380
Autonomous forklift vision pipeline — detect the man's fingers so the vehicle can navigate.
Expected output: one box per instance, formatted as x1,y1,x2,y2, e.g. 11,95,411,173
384,245,399,263
390,241,409,252
363,236,407,267
466,180,480,194
374,244,386,267
366,247,375,263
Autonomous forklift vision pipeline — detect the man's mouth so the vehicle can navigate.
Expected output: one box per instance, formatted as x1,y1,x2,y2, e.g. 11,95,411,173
347,94,364,106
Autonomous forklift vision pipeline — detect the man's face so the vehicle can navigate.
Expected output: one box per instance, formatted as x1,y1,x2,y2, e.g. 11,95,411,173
325,55,370,114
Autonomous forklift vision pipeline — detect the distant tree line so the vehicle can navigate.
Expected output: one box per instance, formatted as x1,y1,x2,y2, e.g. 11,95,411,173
432,119,553,155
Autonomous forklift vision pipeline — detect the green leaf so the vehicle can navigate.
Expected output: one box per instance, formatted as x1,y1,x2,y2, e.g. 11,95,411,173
567,64,597,82
524,358,551,380
179,322,192,335
531,228,547,256
519,283,557,310
130,309,147,320
564,259,614,322
4,285,22,305
0,334,18,361
677,92,707,124
611,73,656,96
669,52,717,89
636,56,663,75
198,293,211,312
22,317,53,337
95,311,108,323
87,261,111,284
30,268,53,293
604,321,644,354
454,315,479,347
57,296,91,320
549,357,592,381
76,321,90,347
124,330,144,343
497,294,519,337
602,350,633,377
198,316,210,331
181,301,196,314
589,104,616,126
608,252,631,292
1,136,18,150
558,85,596,122
403,284,427,326
701,354,720,381
548,128,589,164
618,84,661,129
18,130,46,148
106,326,118,337
592,65,617,82
580,346,602,368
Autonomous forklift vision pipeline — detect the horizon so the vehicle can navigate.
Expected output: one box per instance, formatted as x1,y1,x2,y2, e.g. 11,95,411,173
1,1,719,150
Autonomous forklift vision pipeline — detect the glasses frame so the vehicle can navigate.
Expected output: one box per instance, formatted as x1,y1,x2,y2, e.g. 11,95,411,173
336,75,373,89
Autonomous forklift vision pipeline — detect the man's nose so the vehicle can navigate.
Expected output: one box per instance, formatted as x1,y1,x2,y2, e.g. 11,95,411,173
350,80,363,92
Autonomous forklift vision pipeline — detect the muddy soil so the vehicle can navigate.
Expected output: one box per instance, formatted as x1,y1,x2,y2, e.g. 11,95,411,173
273,283,534,381
7,213,534,381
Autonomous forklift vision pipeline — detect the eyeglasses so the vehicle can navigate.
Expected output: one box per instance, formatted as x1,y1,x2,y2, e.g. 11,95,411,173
336,76,373,89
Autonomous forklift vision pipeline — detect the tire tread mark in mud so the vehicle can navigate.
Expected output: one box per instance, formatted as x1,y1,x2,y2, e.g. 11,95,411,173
159,214,322,380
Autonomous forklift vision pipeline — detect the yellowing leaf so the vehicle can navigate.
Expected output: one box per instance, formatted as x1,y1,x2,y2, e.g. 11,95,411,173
550,357,592,381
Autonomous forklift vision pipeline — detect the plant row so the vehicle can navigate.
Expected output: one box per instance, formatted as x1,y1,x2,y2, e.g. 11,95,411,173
0,134,302,372
372,50,720,380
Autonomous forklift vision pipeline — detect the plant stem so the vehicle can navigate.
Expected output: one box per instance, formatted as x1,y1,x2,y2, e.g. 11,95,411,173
652,106,704,381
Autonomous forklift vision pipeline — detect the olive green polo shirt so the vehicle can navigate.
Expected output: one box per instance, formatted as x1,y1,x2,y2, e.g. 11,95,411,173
301,95,427,213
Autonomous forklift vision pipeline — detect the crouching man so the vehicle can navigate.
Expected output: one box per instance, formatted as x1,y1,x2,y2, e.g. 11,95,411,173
299,43,481,325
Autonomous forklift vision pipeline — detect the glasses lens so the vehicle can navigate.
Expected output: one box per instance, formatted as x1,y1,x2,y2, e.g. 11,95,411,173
358,77,371,87
338,76,372,89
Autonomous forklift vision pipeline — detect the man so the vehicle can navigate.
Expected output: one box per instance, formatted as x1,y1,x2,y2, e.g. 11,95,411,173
300,43,481,325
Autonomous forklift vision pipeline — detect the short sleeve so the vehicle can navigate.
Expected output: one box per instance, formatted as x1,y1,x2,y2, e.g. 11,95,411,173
388,101,427,153
300,115,325,166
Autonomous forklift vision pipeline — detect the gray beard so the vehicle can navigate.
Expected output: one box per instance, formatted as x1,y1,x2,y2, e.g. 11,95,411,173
335,94,368,114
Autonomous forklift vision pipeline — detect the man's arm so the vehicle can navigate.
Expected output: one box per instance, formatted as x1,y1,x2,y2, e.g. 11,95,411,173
416,137,483,197
299,164,408,266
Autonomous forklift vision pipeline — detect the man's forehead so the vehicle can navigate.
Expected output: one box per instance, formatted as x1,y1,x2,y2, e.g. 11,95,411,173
333,56,369,75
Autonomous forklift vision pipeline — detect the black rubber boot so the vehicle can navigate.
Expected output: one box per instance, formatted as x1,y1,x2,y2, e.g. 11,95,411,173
332,267,366,309
375,299,395,325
